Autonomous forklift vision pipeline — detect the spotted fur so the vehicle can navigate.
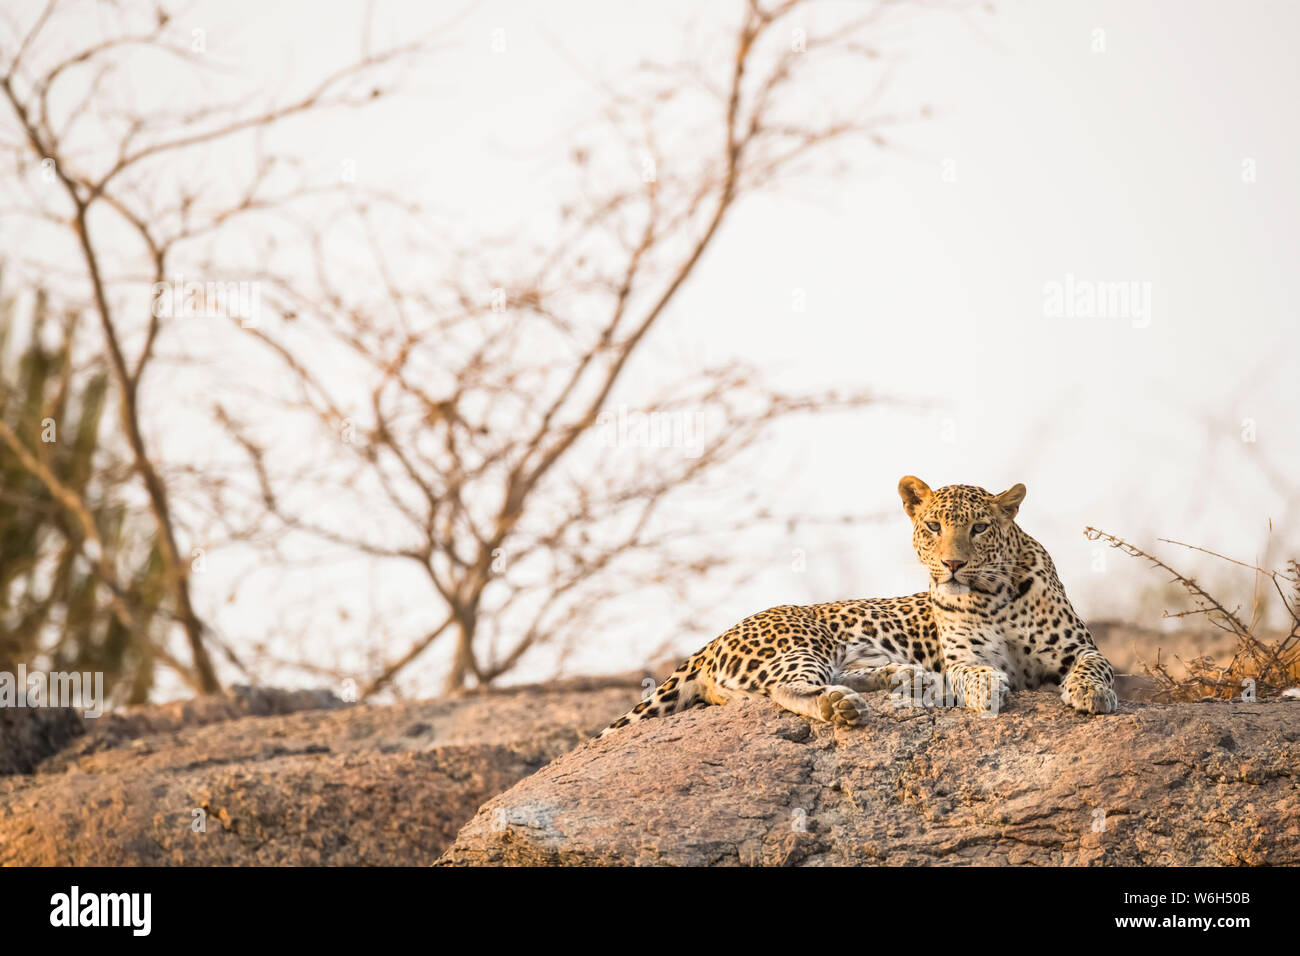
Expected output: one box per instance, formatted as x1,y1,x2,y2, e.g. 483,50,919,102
601,477,1117,736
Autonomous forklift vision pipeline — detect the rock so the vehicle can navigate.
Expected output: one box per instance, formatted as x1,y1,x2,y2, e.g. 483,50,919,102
438,689,1300,866
0,679,642,865
0,706,84,776
78,684,347,748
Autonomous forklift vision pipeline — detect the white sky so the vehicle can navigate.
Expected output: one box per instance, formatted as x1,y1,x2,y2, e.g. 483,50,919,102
6,0,1298,694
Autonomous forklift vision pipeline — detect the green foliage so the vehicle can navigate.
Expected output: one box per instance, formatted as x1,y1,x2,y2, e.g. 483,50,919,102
0,283,162,703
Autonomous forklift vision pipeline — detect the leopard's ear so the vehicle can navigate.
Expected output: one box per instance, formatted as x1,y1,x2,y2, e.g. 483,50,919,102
992,483,1026,521
898,476,933,520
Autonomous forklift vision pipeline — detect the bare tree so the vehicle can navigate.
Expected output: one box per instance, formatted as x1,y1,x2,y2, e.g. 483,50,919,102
2,0,943,698
0,0,443,692
206,0,933,694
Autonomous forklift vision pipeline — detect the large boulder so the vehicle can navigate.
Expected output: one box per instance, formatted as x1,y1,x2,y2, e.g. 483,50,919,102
438,689,1300,866
0,679,641,865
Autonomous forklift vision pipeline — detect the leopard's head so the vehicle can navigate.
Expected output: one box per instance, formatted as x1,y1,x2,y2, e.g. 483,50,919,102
898,477,1025,598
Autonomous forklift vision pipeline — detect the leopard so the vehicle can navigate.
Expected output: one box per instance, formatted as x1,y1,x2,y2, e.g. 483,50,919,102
601,476,1117,736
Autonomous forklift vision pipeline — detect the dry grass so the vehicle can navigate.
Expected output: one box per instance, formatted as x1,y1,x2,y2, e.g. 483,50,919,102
1085,528,1300,701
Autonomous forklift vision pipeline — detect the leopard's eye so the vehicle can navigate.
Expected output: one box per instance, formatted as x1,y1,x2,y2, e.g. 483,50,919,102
925,521,941,533
971,522,989,535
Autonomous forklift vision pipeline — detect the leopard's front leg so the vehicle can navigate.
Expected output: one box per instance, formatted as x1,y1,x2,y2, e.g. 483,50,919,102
1060,647,1118,714
940,623,1012,715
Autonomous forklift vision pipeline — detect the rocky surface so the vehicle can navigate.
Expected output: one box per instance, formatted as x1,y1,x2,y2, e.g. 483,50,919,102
86,684,349,743
0,678,642,865
439,689,1300,866
6,662,1294,867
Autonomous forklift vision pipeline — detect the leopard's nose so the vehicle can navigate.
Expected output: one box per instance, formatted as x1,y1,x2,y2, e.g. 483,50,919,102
943,559,967,573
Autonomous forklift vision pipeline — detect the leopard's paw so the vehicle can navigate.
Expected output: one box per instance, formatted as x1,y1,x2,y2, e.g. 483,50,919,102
960,668,1010,715
1061,675,1118,714
818,685,870,726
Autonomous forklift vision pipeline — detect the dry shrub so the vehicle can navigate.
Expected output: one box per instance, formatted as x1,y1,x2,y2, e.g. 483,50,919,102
1085,528,1300,701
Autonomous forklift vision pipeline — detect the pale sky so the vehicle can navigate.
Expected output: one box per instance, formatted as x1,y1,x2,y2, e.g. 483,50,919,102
5,0,1297,695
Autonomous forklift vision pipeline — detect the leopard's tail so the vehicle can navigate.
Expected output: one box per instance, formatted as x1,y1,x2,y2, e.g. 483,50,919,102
600,650,709,737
